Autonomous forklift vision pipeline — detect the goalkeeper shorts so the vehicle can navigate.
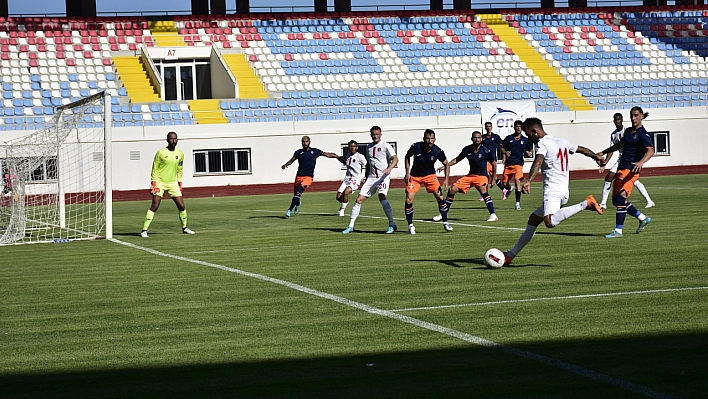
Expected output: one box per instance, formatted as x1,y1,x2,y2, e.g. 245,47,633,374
154,181,182,198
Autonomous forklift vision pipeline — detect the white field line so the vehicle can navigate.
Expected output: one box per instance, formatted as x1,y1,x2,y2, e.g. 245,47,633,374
112,237,681,399
253,209,526,231
389,287,708,312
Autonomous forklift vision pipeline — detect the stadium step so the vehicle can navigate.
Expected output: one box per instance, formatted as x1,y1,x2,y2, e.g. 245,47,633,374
222,54,269,99
112,56,160,103
477,14,593,112
188,99,228,124
149,21,185,46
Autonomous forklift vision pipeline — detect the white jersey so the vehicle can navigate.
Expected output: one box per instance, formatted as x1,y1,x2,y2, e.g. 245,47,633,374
344,152,367,181
366,140,395,178
535,134,578,196
610,127,624,156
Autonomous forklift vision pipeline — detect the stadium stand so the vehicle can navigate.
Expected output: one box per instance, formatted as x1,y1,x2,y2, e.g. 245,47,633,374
0,6,706,129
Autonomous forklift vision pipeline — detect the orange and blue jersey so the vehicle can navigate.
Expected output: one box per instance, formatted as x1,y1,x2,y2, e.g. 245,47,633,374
482,133,503,160
407,142,446,177
458,144,495,177
618,126,654,170
293,147,324,177
502,134,533,166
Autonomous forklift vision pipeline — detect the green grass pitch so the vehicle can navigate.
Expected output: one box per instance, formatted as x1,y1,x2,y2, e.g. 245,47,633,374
1,175,706,398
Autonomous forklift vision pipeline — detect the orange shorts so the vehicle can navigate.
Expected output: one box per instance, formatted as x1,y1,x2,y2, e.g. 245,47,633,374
486,163,495,182
612,169,639,197
294,176,313,191
502,165,523,183
453,175,488,194
406,174,440,193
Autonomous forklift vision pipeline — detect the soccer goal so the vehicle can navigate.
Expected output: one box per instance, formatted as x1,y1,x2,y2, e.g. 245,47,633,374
0,91,113,245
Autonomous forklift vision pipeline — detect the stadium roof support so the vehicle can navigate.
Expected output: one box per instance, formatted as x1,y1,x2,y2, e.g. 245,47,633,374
236,0,249,14
66,0,95,17
453,0,471,10
191,0,208,15
568,0,587,7
334,0,351,12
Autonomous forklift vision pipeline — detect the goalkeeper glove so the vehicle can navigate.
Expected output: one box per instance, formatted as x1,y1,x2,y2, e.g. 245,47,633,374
150,181,159,195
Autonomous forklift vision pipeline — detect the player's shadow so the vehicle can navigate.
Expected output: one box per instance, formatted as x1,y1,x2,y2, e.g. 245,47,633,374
535,231,595,237
311,227,392,234
248,215,290,220
411,258,550,269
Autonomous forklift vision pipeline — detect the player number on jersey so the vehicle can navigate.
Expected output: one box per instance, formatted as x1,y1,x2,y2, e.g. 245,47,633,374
557,148,569,172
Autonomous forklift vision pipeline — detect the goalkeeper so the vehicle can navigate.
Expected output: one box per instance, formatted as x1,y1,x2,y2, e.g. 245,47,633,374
141,131,195,237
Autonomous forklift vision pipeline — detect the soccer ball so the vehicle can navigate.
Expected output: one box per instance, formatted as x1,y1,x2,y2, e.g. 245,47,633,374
484,248,505,269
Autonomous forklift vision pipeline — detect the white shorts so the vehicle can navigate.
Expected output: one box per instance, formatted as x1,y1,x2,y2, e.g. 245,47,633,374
360,174,390,197
532,192,569,217
337,177,362,193
608,158,619,173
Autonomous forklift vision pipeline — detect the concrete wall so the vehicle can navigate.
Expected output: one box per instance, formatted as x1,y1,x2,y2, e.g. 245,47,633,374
4,107,708,191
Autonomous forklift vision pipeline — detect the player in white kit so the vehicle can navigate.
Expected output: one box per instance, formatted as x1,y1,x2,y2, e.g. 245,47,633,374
334,140,367,216
342,126,399,234
502,118,605,265
599,113,654,209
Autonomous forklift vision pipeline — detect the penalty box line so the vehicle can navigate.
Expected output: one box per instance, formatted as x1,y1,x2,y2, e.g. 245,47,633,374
111,237,681,399
389,286,708,312
253,209,525,232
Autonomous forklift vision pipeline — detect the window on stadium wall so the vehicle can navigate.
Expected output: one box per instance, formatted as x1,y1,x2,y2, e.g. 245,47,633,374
1,157,57,183
193,149,252,175
649,131,670,156
339,142,397,170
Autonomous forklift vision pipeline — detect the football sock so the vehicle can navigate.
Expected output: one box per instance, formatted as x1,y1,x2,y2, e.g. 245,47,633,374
349,203,361,227
179,210,187,228
549,202,584,226
339,202,348,211
288,193,302,211
515,190,522,203
509,224,537,258
626,203,646,221
634,180,652,203
495,179,505,191
482,192,495,214
381,199,394,225
445,193,455,211
405,202,414,225
614,195,627,230
601,181,612,204
438,199,449,223
143,209,154,231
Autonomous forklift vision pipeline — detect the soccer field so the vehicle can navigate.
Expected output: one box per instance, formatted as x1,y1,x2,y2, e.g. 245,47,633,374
1,175,707,399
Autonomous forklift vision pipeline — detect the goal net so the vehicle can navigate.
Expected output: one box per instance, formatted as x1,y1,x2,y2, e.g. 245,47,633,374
0,91,113,245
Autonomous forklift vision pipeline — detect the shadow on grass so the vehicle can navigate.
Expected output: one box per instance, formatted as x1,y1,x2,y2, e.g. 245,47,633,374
1,333,704,399
412,258,550,269
535,231,595,237
248,215,290,220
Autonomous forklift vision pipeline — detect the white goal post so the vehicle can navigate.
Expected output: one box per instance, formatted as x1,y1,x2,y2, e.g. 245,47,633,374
0,91,112,245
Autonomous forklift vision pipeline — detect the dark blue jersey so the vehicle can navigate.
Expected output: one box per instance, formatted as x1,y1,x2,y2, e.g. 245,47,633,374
618,126,654,170
457,144,495,176
407,142,447,177
502,134,533,166
481,133,503,160
293,147,324,177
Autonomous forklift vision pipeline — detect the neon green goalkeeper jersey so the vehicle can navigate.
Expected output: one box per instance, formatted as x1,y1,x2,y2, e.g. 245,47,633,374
151,147,184,183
